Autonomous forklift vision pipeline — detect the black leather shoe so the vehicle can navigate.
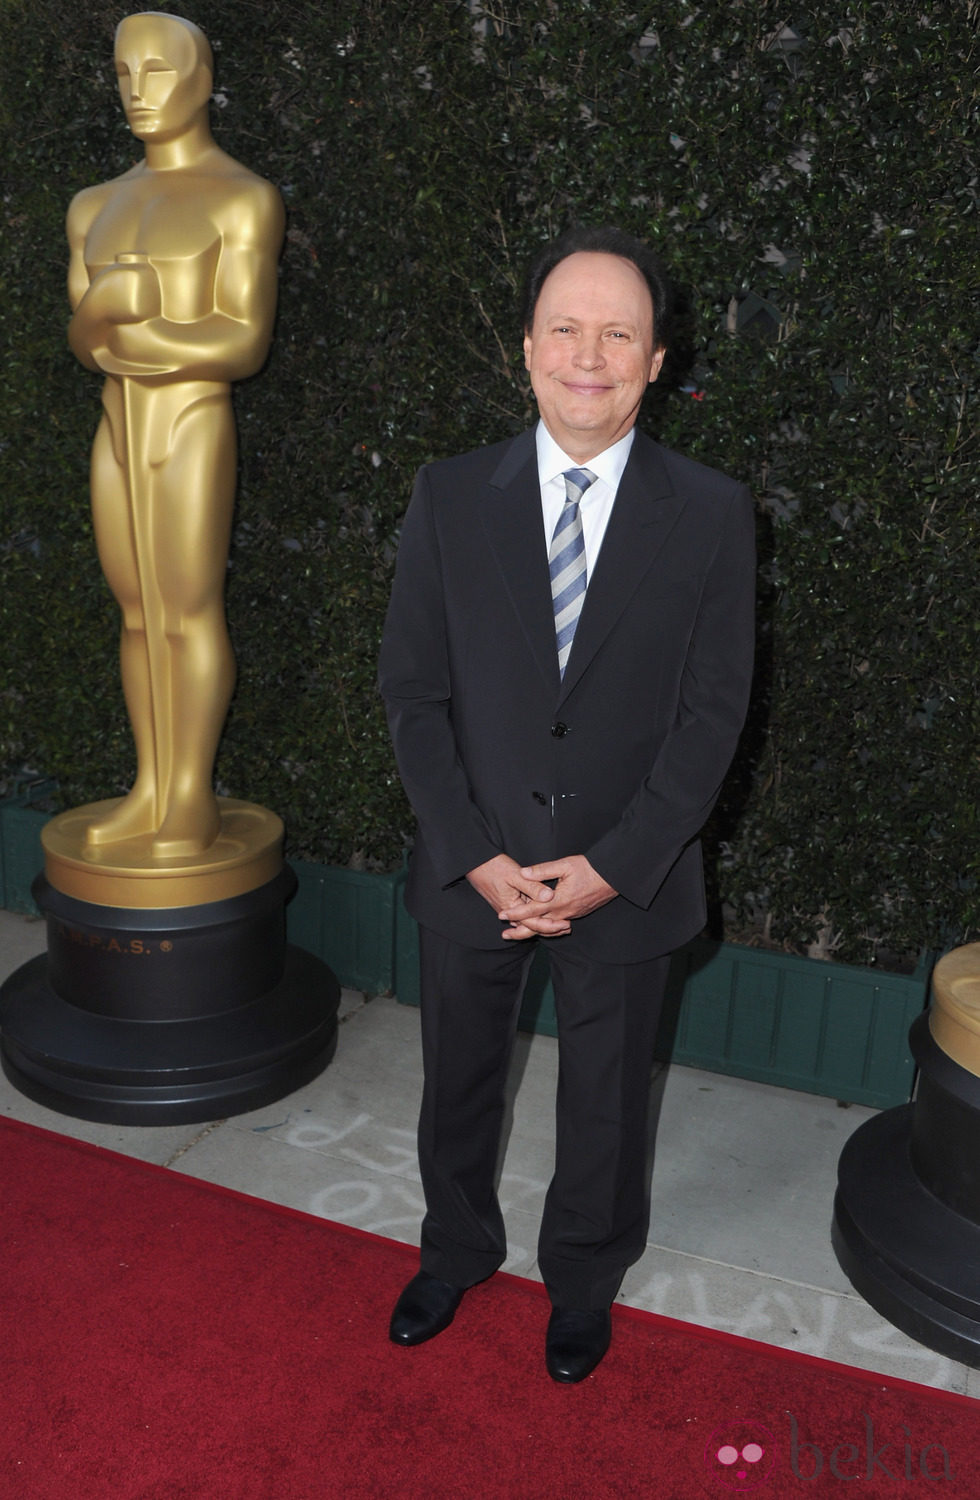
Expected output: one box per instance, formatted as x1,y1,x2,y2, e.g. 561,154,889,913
389,1271,465,1346
545,1307,612,1383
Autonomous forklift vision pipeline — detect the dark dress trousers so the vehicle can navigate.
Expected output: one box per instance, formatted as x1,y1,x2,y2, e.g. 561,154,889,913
379,425,756,1307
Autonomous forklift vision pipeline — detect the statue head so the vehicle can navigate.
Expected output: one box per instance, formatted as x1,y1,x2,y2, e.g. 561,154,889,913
114,12,213,142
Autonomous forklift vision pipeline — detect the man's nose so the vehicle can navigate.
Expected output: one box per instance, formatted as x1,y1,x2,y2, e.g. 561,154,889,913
572,338,604,369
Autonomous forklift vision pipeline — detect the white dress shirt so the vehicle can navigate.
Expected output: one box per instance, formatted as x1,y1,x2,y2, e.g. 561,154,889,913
534,421,635,577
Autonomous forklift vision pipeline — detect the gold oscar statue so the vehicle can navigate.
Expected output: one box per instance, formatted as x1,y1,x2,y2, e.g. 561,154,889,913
0,14,339,1125
48,10,286,905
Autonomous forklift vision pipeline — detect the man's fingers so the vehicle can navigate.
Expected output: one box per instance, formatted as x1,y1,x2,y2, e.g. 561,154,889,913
503,909,570,932
519,876,555,902
502,917,571,940
501,922,536,940
466,856,558,918
497,878,553,917
520,861,565,882
499,898,554,922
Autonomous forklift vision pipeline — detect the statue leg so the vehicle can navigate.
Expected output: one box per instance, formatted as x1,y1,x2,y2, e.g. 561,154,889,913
150,399,237,858
85,414,159,845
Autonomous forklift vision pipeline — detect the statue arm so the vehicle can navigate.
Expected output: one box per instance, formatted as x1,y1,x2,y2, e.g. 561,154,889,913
102,182,285,382
67,189,111,373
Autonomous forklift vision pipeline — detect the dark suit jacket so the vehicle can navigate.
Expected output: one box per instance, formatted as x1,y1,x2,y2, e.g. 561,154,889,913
379,426,756,962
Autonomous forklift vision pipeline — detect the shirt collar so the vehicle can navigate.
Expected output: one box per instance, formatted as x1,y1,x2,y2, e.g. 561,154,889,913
534,421,635,494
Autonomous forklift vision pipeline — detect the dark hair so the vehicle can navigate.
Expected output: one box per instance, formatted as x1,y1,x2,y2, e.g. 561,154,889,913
521,225,673,350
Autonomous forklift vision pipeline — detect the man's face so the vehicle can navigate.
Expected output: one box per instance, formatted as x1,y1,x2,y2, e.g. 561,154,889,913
523,251,665,462
114,16,210,142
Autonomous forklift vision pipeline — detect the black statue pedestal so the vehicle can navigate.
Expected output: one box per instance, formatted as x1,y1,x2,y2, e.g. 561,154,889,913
0,803,339,1125
832,1009,980,1367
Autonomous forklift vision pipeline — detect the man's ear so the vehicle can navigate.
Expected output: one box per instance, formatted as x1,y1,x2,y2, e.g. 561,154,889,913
523,331,533,371
648,345,666,384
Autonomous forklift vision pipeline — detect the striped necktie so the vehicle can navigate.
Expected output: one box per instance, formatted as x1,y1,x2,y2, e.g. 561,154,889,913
550,467,597,678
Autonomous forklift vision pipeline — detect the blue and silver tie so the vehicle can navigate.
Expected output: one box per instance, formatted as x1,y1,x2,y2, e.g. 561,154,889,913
550,467,597,678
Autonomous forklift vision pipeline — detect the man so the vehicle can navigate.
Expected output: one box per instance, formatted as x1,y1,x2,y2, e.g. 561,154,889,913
67,12,284,858
379,225,755,1381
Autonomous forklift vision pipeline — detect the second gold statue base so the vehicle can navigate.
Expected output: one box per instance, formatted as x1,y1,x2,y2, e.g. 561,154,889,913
42,797,284,909
832,947,980,1367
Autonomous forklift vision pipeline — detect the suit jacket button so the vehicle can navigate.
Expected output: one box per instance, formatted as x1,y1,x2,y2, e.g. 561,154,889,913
531,791,547,804
551,721,568,738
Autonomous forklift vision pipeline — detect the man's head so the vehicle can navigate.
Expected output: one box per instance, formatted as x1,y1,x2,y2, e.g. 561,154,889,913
114,12,213,143
522,226,672,342
522,227,671,462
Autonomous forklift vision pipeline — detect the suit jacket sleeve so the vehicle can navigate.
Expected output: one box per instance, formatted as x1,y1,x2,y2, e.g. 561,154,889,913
378,465,502,886
585,479,756,909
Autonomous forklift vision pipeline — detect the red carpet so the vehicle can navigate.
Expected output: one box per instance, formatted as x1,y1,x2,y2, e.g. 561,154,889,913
1,1116,977,1499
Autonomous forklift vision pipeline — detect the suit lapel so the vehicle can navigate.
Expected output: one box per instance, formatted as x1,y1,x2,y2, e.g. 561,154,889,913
481,430,561,694
557,434,686,704
479,429,687,703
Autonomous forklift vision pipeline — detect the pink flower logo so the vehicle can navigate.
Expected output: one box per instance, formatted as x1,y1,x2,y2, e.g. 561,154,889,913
704,1421,777,1490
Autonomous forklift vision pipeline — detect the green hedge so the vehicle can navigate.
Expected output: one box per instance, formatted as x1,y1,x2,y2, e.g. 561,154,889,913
1,1,976,961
